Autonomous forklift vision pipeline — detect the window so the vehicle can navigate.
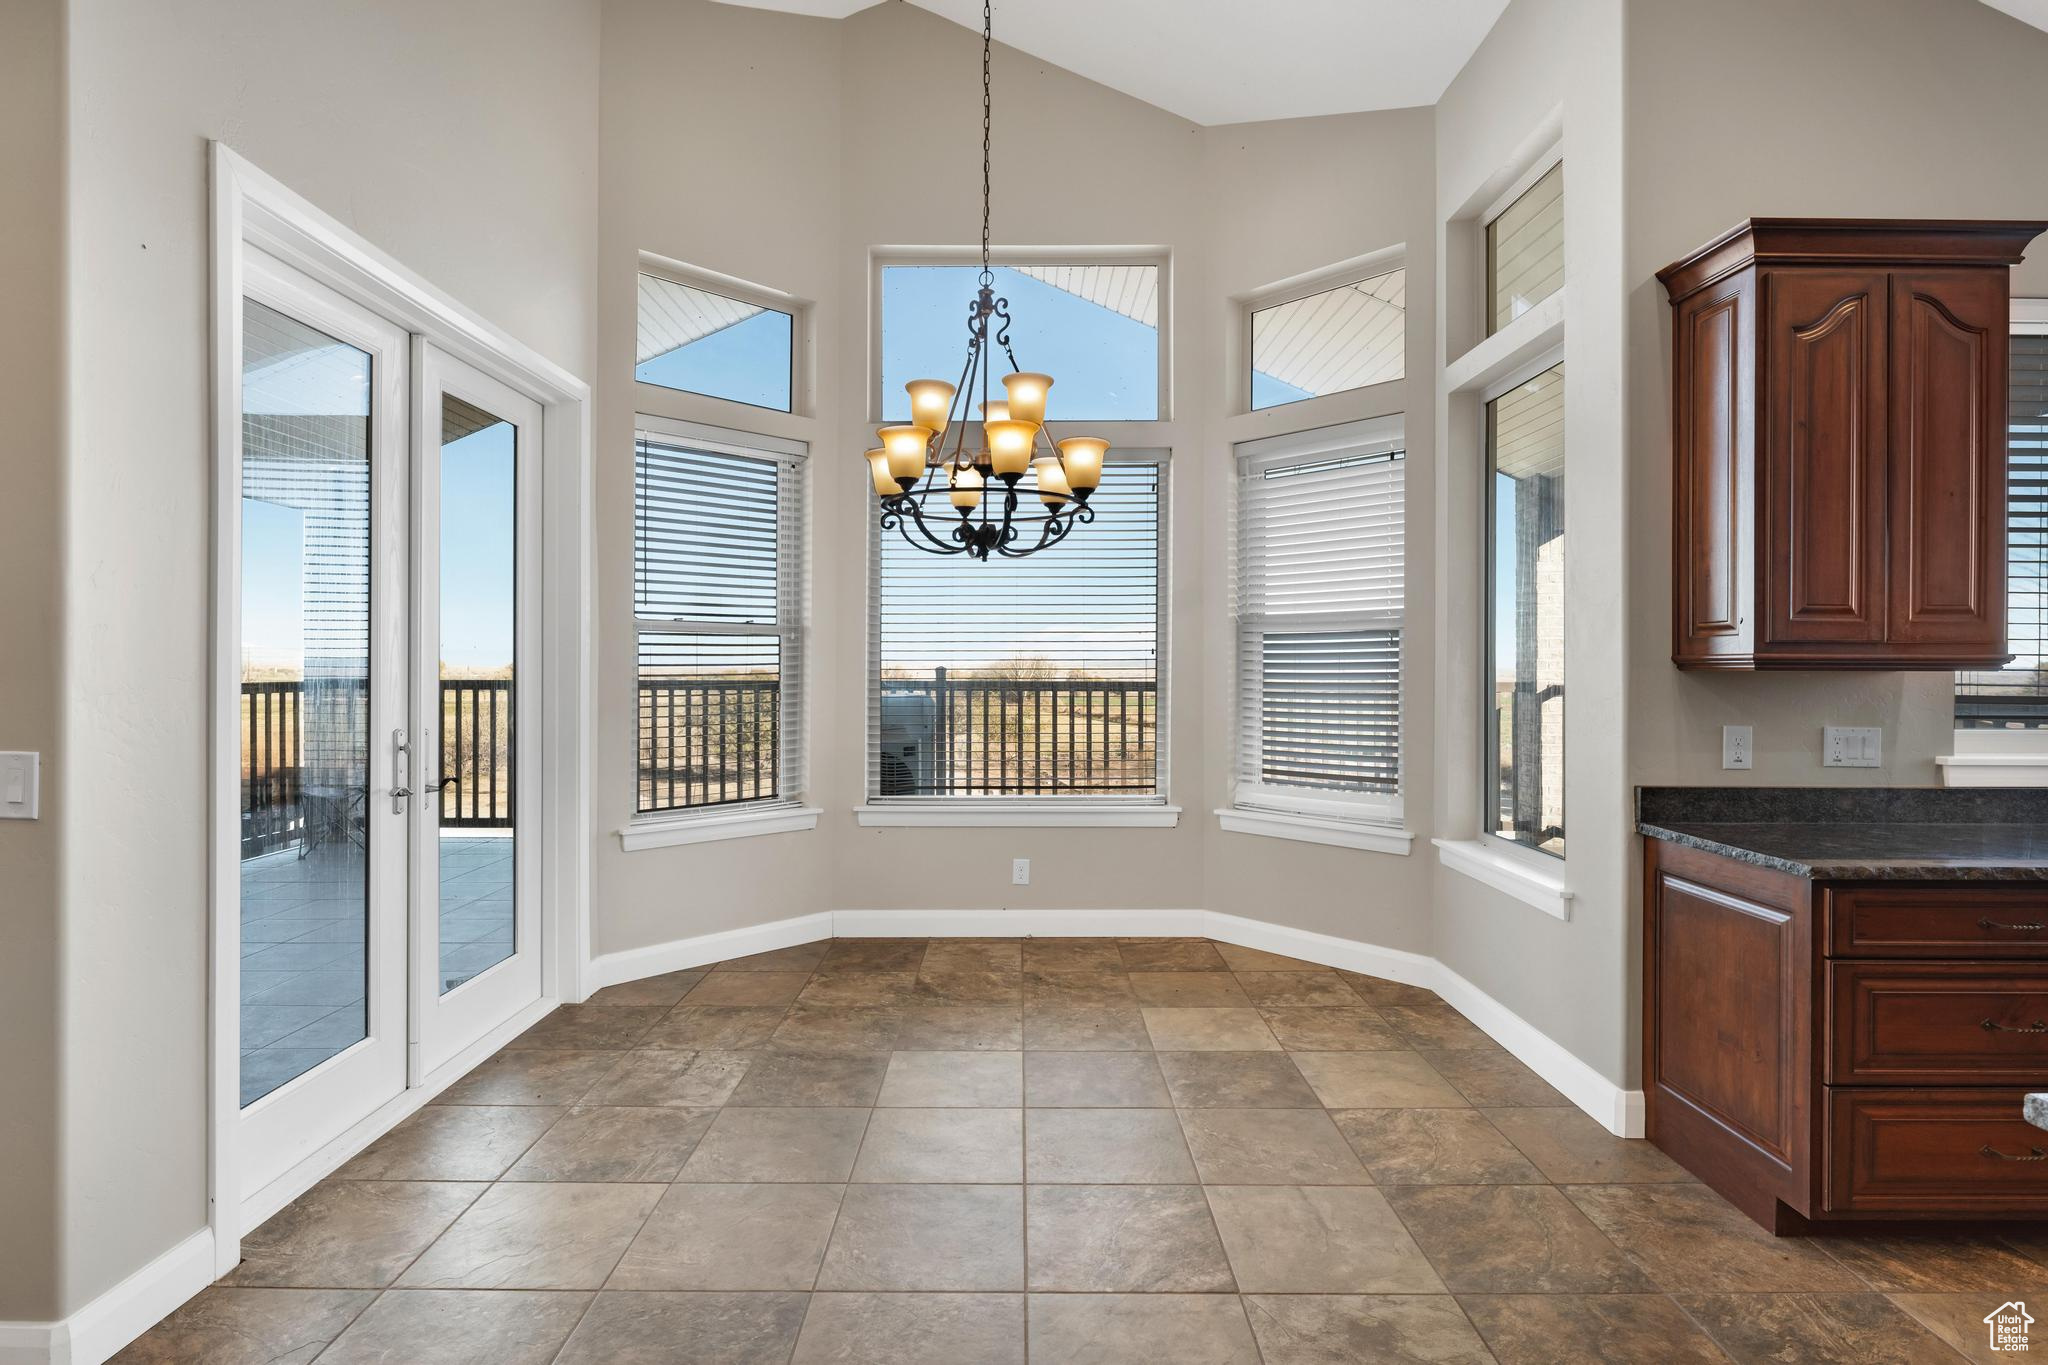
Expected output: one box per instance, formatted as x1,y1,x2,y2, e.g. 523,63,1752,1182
636,271,795,412
878,262,1160,421
1234,422,1405,821
1487,160,1563,335
1250,267,1406,410
634,423,805,816
1487,362,1565,856
1956,313,2048,733
869,454,1165,800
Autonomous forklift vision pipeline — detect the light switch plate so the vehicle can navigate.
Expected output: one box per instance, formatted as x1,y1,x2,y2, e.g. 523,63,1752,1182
1,752,40,819
1823,726,1882,768
1722,725,1753,770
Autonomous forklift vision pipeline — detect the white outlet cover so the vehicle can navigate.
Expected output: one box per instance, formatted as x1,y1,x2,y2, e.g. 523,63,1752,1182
1721,725,1753,771
1823,726,1883,768
1011,857,1031,885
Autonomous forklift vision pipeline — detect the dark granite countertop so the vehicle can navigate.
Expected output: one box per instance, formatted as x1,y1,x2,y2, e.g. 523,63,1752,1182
1636,787,2048,881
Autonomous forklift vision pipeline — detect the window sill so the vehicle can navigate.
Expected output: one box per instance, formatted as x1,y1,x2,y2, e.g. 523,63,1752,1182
1216,807,1413,854
1936,753,2048,788
1432,837,1573,920
854,803,1182,829
619,804,822,851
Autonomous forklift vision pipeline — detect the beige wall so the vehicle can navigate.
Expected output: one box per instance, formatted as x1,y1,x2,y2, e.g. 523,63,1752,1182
1429,0,1636,1085
1624,0,2048,792
0,0,66,1324
56,0,599,1313
591,0,1438,949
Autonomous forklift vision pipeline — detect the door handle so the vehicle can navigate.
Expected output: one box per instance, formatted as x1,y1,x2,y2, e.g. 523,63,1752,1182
392,728,411,813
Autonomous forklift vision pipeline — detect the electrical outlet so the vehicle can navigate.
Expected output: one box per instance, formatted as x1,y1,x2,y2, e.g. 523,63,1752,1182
1721,725,1753,771
1011,857,1031,886
1823,725,1883,768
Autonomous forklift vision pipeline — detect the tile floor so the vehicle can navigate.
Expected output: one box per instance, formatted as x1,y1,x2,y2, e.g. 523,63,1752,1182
240,835,515,1104
138,936,2044,1362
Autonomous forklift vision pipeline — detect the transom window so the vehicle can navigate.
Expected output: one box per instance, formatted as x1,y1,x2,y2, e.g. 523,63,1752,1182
1486,361,1566,856
868,453,1165,800
1487,159,1564,335
633,422,806,816
1249,266,1406,410
636,270,796,413
878,262,1161,422
1234,421,1405,821
1956,314,2048,733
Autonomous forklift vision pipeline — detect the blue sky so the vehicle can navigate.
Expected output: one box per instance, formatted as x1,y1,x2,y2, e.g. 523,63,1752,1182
637,307,793,411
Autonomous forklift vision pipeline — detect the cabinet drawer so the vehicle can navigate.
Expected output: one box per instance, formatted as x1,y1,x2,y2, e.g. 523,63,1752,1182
1826,885,2048,959
1827,1089,2048,1214
1830,963,2048,1084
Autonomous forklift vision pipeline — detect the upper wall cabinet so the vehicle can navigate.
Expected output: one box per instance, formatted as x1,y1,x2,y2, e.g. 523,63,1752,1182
1658,219,2045,670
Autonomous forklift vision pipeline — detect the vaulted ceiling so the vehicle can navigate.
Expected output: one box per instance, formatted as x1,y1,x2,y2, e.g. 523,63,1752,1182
712,0,1512,125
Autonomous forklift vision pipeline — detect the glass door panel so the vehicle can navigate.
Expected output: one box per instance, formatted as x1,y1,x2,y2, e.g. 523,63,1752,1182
412,345,543,1076
237,252,411,1203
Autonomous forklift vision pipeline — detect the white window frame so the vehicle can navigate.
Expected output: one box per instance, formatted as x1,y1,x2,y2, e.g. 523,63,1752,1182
1940,299,2048,787
868,246,1172,427
856,447,1178,828
635,250,811,418
1220,418,1410,854
1239,247,1407,416
623,414,818,847
1482,141,1564,339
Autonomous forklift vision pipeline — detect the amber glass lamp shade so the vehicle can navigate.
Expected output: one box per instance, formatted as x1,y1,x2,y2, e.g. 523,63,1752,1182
879,425,933,484
985,419,1036,478
906,379,955,440
949,463,985,510
864,447,896,497
1056,437,1108,494
979,400,1010,423
1033,457,1072,508
1001,372,1053,425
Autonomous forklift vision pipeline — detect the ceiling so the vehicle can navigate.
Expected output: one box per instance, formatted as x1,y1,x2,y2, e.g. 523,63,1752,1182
712,0,1512,125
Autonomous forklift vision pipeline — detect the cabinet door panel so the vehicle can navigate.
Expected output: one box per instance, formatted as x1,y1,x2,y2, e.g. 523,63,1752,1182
1763,271,1888,644
1888,270,2008,649
1672,275,1756,663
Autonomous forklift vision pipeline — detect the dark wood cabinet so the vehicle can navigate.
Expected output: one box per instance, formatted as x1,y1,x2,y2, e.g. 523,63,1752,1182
1658,220,2044,669
1645,836,2048,1229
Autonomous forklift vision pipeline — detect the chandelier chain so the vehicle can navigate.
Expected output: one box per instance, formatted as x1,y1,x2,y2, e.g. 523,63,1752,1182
980,0,992,285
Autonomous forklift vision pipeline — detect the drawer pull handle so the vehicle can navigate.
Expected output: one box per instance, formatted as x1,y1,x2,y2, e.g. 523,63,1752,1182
1979,918,2048,932
1981,1018,2048,1033
1981,1144,2048,1162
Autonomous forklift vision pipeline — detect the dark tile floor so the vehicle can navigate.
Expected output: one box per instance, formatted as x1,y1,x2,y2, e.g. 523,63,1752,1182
126,937,2043,1362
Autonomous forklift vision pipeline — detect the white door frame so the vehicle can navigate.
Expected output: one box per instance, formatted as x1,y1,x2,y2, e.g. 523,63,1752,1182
208,142,592,1275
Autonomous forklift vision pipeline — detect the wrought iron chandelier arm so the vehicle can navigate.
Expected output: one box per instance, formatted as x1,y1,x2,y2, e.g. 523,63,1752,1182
881,493,970,555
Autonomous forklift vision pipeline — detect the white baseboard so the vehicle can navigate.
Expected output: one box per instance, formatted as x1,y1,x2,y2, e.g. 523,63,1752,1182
1431,964,1644,1138
0,1228,214,1365
1202,911,1437,989
583,912,834,993
832,908,1206,938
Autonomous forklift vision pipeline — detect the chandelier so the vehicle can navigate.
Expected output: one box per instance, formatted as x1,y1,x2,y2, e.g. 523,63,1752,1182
863,0,1109,560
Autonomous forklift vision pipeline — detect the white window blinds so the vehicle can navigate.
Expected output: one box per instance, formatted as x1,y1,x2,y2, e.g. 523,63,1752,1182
1235,424,1404,818
1957,330,2048,729
869,453,1166,800
634,427,806,814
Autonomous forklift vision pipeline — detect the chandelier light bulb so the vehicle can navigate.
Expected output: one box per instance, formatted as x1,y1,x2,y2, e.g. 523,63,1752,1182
879,425,933,485
864,446,896,497
1033,456,1072,508
1001,372,1053,426
1056,437,1108,495
906,379,956,439
949,463,985,511
985,419,1036,478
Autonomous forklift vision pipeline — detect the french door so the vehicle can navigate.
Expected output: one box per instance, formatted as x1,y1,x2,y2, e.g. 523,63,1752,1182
234,257,542,1202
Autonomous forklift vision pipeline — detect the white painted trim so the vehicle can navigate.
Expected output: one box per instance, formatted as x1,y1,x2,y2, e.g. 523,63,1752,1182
1202,911,1437,989
0,1230,214,1365
1936,753,2048,787
1432,838,1574,920
620,805,823,850
584,912,836,992
1215,808,1414,854
2016,297,2048,332
634,412,808,462
834,908,1209,939
854,803,1182,828
1433,962,1641,1137
240,995,553,1235
1233,413,1406,466
1444,289,1566,397
1480,138,1565,227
